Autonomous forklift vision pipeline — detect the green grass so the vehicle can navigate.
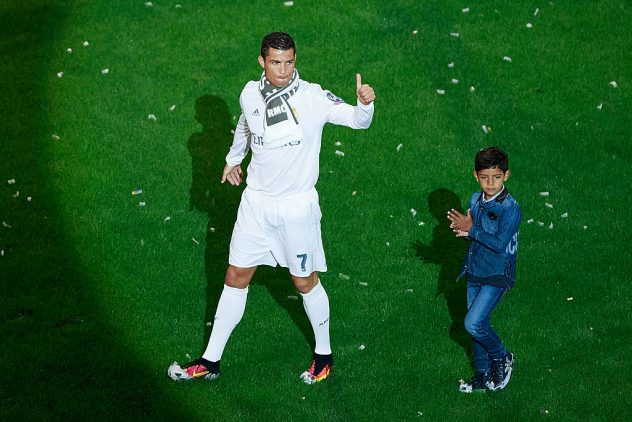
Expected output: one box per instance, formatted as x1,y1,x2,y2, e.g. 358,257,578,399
1,0,631,420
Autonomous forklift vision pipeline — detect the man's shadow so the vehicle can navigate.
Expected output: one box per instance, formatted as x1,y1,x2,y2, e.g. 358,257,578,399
187,95,242,345
188,95,313,351
412,188,472,365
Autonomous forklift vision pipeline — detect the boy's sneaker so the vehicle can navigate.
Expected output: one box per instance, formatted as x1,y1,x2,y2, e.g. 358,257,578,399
167,357,220,381
459,371,489,393
300,353,333,385
486,352,514,391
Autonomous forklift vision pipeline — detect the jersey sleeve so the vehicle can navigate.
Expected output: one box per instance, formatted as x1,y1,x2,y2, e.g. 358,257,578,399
314,86,374,129
225,112,251,166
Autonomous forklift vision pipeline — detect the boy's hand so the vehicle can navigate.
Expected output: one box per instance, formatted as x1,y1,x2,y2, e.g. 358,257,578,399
447,208,473,237
221,164,243,186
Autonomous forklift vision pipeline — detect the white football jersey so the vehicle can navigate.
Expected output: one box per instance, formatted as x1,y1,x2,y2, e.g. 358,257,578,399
226,79,374,198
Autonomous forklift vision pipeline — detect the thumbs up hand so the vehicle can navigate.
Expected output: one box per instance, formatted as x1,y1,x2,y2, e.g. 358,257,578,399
356,73,376,105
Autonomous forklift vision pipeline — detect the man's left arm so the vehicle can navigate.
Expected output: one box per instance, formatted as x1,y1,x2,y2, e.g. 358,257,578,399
326,73,375,129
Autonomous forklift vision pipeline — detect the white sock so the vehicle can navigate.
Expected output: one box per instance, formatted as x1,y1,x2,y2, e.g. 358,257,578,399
301,280,332,355
202,284,248,362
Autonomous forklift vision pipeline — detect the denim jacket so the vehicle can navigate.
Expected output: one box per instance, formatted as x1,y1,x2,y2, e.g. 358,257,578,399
459,187,522,288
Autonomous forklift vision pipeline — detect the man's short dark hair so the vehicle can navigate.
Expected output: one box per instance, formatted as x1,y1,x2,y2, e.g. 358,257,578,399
475,147,509,172
261,32,296,58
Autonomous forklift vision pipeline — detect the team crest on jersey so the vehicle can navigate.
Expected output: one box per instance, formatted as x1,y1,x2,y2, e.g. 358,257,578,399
326,91,345,104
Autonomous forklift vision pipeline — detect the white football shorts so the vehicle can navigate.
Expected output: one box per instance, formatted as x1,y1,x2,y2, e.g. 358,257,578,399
229,187,327,277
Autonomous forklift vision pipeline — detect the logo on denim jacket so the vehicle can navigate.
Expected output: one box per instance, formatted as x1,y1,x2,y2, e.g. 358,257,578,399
506,232,519,255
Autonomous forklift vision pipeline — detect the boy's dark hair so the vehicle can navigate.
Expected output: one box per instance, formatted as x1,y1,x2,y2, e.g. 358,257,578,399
261,32,296,58
475,147,509,172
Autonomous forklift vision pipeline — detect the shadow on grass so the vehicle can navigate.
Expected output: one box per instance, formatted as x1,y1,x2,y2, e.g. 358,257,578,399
188,94,314,356
0,1,192,419
411,188,472,365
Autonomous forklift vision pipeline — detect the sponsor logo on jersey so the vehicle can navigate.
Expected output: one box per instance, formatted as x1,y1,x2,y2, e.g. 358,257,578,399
252,108,260,116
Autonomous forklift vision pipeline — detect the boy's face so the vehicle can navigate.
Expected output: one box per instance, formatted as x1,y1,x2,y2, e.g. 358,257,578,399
474,167,510,199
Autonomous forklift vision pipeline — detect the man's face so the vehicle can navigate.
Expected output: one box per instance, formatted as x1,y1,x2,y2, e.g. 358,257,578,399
474,167,510,199
258,48,296,87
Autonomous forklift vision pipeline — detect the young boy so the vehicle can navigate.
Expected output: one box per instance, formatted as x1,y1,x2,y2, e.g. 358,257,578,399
447,147,522,393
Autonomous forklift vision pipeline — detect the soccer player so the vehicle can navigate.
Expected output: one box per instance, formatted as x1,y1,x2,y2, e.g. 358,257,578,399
168,32,376,384
447,147,522,393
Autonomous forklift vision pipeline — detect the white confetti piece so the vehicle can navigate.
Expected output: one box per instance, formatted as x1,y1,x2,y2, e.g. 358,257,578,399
175,3,182,8
548,222,553,229
566,297,573,301
436,89,445,95
358,344,366,351
503,56,512,62
539,191,549,196
597,103,603,110
335,141,342,146
386,242,391,246
66,48,72,53
287,295,299,300
148,114,157,121
209,227,216,233
451,79,459,84
139,201,146,207
206,321,213,326
462,7,470,13
527,218,534,224
469,86,476,92
7,179,15,184
338,273,350,280
101,68,109,74
450,32,460,37
163,216,171,222
83,41,89,47
2,221,12,228
359,282,368,286
405,288,414,293
352,191,357,196
448,62,454,68
396,143,403,152
545,202,553,208
145,1,153,6
283,1,294,6
560,212,568,218
537,221,544,226
410,208,417,218
526,23,533,28
412,29,418,35
140,239,145,246
131,189,143,195
609,81,617,88
12,191,19,198
230,129,235,134
1,250,3,256
335,150,345,157
418,221,425,226
57,72,64,78
192,237,200,245
534,8,539,16
482,125,489,134
186,353,191,360
27,197,32,202
52,134,60,141
583,225,588,230
169,104,176,111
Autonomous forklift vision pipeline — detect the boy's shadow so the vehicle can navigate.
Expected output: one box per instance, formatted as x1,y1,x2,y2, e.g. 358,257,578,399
187,95,242,345
411,188,472,364
188,95,313,351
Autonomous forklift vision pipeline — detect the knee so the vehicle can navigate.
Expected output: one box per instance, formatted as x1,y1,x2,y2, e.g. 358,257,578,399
464,316,484,337
292,272,318,294
225,265,255,289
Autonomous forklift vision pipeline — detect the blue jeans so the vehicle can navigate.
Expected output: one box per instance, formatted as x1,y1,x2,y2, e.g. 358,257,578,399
464,282,508,373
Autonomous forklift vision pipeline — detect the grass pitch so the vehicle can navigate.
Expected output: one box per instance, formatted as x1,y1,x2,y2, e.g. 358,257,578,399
1,0,631,420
